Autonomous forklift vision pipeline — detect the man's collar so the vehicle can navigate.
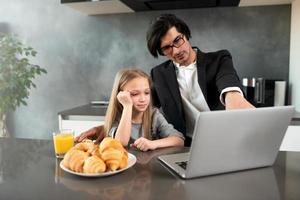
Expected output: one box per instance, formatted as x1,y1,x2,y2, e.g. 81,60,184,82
174,61,196,70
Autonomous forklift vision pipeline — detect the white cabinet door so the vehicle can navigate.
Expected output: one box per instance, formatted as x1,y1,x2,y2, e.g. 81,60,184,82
280,126,300,151
58,115,105,137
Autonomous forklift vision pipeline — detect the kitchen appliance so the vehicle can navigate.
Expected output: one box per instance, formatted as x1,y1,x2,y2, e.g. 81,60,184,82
242,78,286,107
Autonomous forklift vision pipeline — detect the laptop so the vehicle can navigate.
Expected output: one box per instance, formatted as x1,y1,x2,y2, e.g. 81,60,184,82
158,106,294,179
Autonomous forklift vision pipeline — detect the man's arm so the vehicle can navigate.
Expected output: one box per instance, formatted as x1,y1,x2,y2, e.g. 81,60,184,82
213,50,254,109
74,125,105,144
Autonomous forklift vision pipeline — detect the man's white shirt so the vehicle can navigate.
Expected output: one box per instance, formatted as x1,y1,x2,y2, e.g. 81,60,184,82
174,61,243,137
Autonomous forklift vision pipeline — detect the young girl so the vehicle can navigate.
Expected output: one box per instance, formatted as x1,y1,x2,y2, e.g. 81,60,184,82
104,68,184,151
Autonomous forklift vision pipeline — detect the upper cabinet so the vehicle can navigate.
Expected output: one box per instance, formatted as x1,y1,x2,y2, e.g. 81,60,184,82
61,0,294,15
118,0,240,11
61,0,240,15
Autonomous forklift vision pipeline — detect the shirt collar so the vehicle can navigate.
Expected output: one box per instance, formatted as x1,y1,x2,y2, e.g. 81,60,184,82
174,61,196,70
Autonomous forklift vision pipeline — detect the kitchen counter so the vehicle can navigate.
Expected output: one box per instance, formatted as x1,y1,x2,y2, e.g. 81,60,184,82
58,104,108,136
291,111,300,125
57,104,299,149
59,104,300,122
293,111,300,120
1,138,300,200
58,103,107,117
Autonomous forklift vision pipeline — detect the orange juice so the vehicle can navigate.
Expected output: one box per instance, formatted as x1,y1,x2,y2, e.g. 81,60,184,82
53,133,74,157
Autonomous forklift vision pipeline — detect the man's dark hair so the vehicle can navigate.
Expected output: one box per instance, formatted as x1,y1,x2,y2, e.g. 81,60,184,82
146,14,191,58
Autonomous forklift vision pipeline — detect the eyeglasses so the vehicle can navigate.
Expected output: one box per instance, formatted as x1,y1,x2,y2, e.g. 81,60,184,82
160,34,185,55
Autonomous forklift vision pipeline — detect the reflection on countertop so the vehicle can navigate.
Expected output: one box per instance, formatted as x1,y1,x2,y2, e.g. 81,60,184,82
1,138,300,200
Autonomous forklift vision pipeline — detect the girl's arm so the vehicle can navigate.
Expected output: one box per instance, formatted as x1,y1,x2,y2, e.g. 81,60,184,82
133,136,184,152
152,136,184,148
114,91,132,146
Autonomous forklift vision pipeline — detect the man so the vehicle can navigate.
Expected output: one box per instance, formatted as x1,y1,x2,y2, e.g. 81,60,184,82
76,14,253,145
147,14,253,145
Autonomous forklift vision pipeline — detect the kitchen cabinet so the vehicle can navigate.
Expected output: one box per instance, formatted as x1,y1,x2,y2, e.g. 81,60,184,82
60,0,240,15
280,112,300,151
58,103,107,137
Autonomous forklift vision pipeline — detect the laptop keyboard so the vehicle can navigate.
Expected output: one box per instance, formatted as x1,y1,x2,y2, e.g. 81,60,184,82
176,161,188,170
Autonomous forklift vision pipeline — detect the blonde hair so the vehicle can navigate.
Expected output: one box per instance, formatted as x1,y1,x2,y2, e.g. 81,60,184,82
104,68,153,140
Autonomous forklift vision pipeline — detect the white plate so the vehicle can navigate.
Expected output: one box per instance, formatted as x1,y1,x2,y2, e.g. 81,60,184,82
60,153,136,177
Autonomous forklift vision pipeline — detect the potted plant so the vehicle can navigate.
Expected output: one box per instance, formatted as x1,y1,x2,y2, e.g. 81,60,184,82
0,33,47,137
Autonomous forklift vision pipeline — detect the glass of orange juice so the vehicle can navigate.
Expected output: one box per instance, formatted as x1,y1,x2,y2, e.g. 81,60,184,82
53,129,74,158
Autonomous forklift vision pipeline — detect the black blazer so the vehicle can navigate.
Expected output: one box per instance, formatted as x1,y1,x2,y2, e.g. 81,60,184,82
151,48,242,138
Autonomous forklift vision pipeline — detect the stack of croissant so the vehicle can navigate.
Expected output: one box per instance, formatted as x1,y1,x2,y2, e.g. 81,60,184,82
63,137,128,174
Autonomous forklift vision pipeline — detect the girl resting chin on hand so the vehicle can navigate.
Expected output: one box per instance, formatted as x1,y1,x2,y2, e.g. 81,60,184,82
104,68,184,151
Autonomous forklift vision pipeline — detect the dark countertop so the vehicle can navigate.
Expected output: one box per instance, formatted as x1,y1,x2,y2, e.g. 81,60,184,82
1,138,300,200
58,104,300,122
58,104,107,116
293,111,300,120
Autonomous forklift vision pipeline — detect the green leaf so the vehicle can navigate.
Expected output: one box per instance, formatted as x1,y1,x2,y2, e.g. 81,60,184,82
31,51,37,56
0,33,47,113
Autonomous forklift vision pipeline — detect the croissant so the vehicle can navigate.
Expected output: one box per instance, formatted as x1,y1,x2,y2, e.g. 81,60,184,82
99,137,128,171
87,145,99,156
74,139,95,154
119,150,128,169
63,148,89,173
63,138,129,174
83,155,106,173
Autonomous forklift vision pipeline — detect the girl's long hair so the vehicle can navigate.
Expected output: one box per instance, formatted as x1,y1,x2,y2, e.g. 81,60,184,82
104,68,153,140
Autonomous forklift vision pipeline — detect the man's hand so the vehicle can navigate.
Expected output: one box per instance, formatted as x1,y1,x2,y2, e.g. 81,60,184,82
74,125,105,144
225,91,255,110
131,137,156,152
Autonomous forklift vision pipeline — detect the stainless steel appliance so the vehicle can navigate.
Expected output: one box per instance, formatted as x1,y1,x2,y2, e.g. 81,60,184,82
242,78,286,107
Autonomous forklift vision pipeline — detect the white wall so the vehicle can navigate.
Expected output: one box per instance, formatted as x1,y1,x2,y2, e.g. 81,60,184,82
290,0,300,111
281,0,300,153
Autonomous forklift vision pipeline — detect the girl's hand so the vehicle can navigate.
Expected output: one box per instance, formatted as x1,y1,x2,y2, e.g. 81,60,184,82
132,137,156,152
117,91,133,107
